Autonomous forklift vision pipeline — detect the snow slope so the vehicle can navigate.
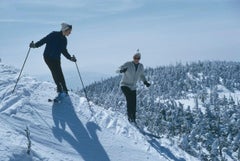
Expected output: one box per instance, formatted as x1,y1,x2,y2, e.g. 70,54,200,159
0,63,197,161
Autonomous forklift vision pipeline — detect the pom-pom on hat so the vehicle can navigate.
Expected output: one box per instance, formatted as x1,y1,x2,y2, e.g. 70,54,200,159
61,23,72,31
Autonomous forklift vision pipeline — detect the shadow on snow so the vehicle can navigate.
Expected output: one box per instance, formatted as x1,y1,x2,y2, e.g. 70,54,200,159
147,138,186,161
51,97,110,161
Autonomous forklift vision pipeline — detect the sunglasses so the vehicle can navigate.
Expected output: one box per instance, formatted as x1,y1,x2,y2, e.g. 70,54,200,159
134,57,140,60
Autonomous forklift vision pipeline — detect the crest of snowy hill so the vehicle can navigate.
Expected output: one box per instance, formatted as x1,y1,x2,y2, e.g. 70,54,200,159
0,63,198,161
84,61,240,161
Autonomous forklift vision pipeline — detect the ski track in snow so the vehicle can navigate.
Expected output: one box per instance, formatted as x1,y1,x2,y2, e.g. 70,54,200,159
0,63,198,161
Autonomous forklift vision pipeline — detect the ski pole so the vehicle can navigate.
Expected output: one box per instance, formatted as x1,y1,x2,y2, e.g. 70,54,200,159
74,57,91,107
12,43,32,94
74,57,98,122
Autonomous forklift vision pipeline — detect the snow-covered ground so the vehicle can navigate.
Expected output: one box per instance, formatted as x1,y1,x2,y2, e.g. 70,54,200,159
0,63,198,161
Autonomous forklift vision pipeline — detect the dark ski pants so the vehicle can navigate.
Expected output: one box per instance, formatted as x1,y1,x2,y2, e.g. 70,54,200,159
44,56,68,93
121,86,136,122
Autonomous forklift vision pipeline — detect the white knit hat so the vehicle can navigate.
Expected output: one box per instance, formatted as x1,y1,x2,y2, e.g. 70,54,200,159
133,49,141,58
61,23,72,31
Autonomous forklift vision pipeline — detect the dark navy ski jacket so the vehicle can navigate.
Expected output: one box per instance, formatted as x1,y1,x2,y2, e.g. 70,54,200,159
35,31,71,60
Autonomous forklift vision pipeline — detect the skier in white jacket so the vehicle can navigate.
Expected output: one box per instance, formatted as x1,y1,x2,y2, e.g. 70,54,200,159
117,50,150,123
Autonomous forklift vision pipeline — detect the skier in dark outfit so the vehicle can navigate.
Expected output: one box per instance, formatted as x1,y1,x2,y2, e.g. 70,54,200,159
29,23,76,97
117,50,151,123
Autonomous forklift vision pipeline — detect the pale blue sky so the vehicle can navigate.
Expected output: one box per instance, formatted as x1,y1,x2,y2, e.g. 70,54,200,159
0,0,240,86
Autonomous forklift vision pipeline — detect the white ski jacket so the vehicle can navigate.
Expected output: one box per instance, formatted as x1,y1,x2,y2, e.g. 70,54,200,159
117,61,147,90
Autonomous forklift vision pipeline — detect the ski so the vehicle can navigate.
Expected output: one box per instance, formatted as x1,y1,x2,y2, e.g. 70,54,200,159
48,93,69,103
133,123,161,139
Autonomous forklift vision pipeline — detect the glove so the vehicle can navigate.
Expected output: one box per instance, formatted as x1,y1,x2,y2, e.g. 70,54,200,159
70,55,77,62
120,68,127,73
144,81,151,87
29,41,36,48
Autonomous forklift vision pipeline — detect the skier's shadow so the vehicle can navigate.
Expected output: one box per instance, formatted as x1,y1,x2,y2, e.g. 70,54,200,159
51,97,110,161
147,138,185,161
